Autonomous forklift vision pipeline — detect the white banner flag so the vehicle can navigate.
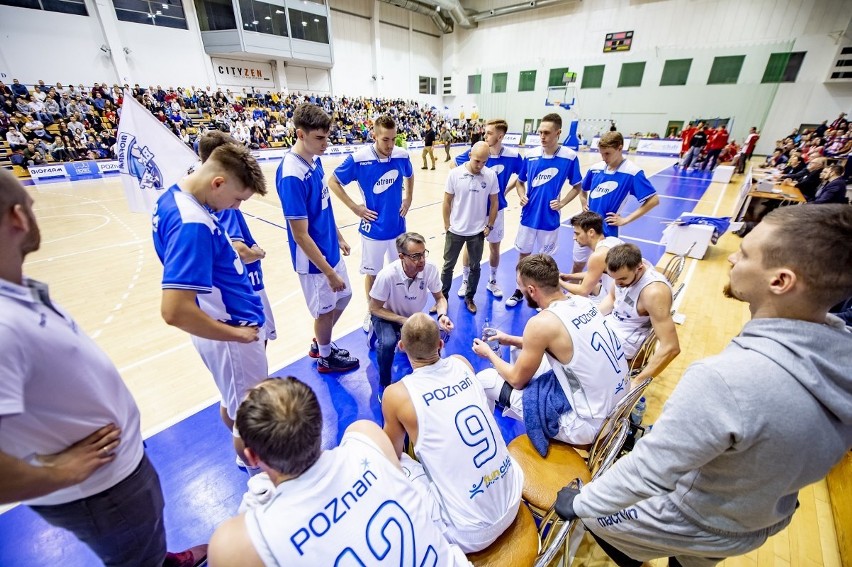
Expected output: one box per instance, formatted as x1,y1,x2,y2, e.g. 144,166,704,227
116,90,198,213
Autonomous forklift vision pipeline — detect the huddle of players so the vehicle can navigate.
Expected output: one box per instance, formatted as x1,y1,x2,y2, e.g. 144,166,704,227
152,103,670,564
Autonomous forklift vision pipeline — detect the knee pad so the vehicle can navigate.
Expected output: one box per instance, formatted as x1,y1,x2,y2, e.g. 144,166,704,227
498,381,514,409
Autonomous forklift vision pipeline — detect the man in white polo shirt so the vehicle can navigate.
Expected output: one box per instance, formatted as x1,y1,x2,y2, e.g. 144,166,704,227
370,232,454,393
441,141,499,314
0,170,204,567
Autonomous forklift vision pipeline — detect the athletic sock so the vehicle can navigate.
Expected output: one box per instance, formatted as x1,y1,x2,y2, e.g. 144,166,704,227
318,343,332,358
490,265,498,281
462,266,470,280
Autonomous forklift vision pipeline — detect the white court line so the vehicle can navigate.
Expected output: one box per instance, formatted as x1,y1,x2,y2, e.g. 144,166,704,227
658,195,700,202
141,395,221,439
710,174,729,217
118,342,192,374
40,214,112,245
33,197,127,211
27,239,146,265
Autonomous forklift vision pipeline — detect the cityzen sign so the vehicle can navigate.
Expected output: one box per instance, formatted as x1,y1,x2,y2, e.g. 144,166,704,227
211,58,274,88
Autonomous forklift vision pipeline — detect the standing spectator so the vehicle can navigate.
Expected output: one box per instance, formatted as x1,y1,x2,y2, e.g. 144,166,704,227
440,141,499,314
421,123,436,170
0,169,207,567
679,121,707,169
679,121,696,158
737,126,761,173
440,125,452,161
703,124,729,170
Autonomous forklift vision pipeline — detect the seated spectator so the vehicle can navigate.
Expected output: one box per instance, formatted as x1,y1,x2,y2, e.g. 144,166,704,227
23,115,53,141
600,243,680,383
27,97,53,125
782,156,825,201
760,148,787,169
6,126,27,150
472,254,629,446
92,92,106,113
810,164,849,204
779,154,805,177
62,135,80,161
10,78,29,100
47,137,69,162
719,139,739,163
23,142,46,166
207,378,469,566
383,313,523,553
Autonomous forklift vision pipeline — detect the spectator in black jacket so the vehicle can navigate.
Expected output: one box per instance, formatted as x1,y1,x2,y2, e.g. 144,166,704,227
783,157,825,201
810,165,848,204
680,122,707,169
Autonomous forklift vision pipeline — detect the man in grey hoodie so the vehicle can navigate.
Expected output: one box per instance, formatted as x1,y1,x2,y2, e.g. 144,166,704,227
554,204,852,566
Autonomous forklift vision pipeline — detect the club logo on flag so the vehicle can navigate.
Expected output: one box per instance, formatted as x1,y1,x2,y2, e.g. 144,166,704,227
117,132,163,191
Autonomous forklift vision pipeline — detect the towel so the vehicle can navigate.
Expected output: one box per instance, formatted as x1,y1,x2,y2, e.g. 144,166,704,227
522,370,572,457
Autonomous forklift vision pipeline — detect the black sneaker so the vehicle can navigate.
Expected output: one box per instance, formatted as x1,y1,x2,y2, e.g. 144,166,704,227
505,289,523,308
309,339,350,359
318,351,360,374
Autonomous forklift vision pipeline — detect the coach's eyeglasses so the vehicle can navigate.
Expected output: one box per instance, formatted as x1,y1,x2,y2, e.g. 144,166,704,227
401,250,429,262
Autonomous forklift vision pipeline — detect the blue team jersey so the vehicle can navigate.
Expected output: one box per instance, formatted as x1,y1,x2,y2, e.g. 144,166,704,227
581,159,657,237
152,185,264,326
518,146,582,231
276,152,340,274
217,209,264,292
455,146,523,211
333,146,413,241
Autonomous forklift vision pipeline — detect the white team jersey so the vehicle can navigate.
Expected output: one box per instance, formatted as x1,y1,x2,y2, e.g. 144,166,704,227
244,432,469,567
608,267,672,357
544,296,629,428
402,358,523,541
589,236,624,304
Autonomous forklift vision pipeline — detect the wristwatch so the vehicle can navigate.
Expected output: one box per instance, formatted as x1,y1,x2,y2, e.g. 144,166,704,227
485,224,493,231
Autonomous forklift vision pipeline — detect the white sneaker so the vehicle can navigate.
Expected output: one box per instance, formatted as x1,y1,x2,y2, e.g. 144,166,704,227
505,289,523,307
486,280,503,298
457,280,468,297
362,312,371,333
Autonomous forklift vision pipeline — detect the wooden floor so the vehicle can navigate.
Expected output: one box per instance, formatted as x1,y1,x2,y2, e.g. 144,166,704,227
20,150,842,566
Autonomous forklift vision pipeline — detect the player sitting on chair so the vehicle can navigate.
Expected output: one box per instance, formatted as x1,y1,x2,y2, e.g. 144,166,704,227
381,313,523,553
472,254,629,447
559,211,624,304
207,377,470,566
600,243,680,384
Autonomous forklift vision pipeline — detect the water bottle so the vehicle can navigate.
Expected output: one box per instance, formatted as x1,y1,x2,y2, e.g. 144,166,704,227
630,397,647,426
482,319,499,353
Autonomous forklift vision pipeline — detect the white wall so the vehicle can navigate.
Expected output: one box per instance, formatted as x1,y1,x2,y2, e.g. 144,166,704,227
0,0,212,88
443,0,852,153
328,0,443,104
117,21,211,87
0,2,116,85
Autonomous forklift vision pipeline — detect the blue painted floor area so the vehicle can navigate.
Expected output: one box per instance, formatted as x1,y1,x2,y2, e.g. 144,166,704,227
0,165,712,565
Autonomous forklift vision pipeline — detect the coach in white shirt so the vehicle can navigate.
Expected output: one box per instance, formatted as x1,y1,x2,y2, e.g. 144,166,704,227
370,232,454,392
441,141,499,314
